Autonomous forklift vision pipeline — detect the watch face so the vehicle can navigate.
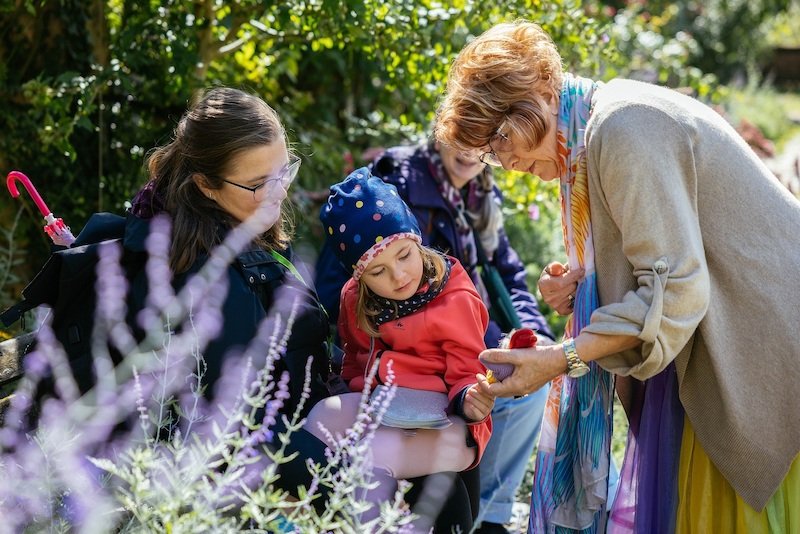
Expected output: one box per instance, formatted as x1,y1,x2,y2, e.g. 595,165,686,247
568,366,590,378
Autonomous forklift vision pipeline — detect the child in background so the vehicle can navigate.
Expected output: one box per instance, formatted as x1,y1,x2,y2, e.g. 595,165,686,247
305,168,494,522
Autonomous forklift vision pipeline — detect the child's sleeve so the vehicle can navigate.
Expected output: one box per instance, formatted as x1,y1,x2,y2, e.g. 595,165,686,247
428,283,493,467
429,287,489,401
337,281,371,391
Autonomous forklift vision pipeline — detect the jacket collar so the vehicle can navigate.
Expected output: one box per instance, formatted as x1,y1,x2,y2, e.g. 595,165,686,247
398,146,452,211
123,212,150,253
123,212,282,264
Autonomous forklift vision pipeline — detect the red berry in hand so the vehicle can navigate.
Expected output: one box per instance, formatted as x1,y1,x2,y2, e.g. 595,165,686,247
481,328,538,383
509,328,537,348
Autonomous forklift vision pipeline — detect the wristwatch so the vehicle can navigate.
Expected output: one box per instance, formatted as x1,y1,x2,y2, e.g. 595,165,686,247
563,338,590,378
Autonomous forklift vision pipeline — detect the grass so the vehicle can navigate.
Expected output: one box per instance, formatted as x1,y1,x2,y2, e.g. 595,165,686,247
725,85,800,151
611,394,629,467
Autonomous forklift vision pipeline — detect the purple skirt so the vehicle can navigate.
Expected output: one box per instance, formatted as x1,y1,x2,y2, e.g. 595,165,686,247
608,363,684,533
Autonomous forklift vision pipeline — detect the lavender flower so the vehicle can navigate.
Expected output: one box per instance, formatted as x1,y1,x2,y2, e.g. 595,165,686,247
0,205,420,532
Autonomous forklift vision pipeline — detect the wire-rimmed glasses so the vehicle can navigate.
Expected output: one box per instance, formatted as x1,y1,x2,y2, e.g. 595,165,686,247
219,155,301,199
478,132,510,167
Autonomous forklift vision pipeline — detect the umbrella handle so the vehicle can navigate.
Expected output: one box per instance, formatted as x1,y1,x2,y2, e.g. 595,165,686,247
6,171,51,218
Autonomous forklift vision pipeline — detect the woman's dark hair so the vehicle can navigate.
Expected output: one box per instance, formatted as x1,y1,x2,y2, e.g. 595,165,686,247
145,87,292,273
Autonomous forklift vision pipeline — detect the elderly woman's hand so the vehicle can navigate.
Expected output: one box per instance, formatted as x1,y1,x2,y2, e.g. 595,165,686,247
538,261,585,315
479,344,566,398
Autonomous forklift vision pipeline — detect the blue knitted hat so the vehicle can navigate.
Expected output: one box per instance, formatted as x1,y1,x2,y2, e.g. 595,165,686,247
320,167,421,279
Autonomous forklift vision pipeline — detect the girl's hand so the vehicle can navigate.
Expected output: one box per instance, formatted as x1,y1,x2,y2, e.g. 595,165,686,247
463,374,495,422
538,261,585,315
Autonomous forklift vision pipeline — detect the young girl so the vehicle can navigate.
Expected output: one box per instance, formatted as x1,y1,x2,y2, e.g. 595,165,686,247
306,167,494,522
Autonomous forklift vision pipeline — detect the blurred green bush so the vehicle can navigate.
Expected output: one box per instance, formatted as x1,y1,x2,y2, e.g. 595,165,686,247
0,0,794,334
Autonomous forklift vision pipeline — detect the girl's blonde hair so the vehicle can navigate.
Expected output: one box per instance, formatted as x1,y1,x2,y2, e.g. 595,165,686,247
434,21,563,154
355,243,448,337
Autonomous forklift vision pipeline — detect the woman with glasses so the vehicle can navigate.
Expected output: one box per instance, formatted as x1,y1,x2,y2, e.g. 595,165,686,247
126,87,333,504
435,20,800,534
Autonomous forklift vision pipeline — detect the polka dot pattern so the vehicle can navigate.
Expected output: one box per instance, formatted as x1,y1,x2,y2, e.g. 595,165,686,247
319,166,422,279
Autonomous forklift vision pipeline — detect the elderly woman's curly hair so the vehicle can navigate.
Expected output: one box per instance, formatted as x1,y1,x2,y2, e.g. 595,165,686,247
435,21,564,154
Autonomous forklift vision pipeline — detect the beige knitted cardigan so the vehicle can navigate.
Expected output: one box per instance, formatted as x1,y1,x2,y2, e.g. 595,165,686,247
580,79,800,510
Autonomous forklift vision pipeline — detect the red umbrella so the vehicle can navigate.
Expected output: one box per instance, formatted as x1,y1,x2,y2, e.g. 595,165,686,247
6,170,76,247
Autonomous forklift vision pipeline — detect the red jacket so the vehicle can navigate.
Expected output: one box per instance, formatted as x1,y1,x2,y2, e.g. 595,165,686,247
338,258,491,467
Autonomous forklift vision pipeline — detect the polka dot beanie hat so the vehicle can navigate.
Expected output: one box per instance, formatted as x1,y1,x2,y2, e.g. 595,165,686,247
320,167,422,280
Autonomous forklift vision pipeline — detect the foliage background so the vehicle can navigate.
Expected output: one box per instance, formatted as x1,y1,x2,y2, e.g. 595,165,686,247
0,0,794,329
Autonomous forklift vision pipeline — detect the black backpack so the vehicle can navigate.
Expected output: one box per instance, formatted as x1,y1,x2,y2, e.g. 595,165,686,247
1,212,146,392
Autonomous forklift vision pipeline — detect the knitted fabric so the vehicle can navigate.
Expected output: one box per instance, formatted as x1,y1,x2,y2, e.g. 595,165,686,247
320,167,421,279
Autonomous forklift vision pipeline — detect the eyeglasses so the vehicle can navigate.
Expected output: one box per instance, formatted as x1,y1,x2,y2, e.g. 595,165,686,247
478,132,509,167
219,156,301,199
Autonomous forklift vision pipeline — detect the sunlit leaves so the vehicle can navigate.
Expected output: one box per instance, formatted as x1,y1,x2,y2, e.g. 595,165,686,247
2,0,792,311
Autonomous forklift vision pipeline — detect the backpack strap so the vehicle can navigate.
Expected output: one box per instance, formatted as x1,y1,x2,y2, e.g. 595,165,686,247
0,301,35,327
269,249,308,287
0,251,63,327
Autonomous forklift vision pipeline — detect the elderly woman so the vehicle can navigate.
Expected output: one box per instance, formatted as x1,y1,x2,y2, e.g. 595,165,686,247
435,20,800,534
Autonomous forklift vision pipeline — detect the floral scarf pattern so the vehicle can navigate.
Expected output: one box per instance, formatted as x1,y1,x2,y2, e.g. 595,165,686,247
130,179,164,219
529,74,615,533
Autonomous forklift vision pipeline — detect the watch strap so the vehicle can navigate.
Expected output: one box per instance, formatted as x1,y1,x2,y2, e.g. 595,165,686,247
563,337,590,378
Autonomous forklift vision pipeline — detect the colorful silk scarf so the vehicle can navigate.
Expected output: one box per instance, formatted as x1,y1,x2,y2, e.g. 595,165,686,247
529,74,615,533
